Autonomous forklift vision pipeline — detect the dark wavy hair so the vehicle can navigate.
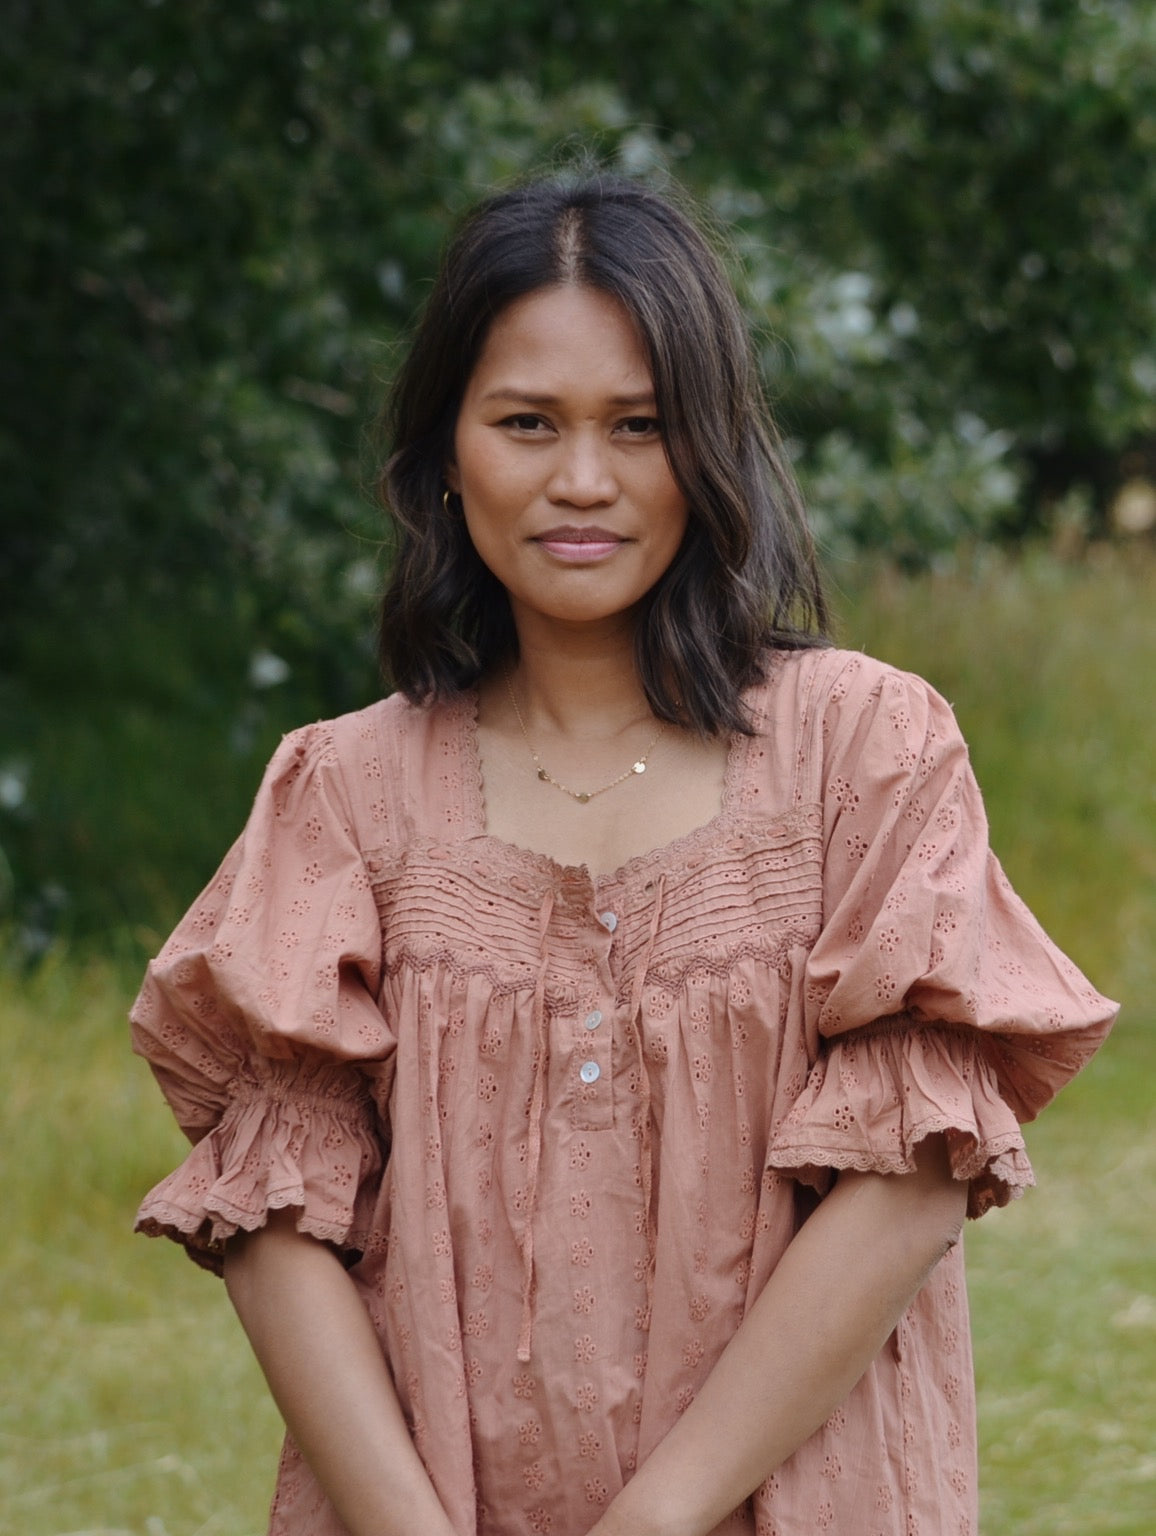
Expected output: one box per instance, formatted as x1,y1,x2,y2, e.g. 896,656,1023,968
378,172,829,736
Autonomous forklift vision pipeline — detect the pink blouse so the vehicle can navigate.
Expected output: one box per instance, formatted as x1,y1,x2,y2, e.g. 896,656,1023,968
132,648,1116,1536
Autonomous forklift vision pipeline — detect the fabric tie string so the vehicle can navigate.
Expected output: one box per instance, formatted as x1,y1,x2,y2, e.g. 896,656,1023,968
627,874,665,1326
516,888,555,1364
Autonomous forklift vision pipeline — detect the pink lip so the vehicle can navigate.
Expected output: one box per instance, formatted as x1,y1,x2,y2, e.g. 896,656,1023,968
534,526,626,563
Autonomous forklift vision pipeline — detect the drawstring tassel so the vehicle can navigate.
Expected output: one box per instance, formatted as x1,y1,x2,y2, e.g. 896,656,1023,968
517,889,555,1364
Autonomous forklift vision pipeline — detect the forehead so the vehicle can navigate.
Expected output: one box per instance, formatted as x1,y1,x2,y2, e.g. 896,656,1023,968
466,285,654,397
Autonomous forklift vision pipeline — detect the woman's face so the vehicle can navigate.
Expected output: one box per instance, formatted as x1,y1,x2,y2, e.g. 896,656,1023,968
447,284,689,637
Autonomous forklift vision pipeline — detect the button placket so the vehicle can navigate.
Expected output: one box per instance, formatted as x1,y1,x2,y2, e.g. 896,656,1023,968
571,996,613,1128
569,907,618,1132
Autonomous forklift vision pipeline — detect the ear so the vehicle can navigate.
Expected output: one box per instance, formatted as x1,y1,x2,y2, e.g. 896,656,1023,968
444,460,461,494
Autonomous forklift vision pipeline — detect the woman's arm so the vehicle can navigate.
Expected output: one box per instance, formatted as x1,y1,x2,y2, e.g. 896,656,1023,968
223,1211,457,1536
590,1134,968,1536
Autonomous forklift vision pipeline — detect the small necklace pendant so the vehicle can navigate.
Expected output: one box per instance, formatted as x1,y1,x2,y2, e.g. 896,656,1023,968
506,670,664,807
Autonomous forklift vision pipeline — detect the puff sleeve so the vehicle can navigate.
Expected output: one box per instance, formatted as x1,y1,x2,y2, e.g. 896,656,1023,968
767,655,1117,1216
130,720,394,1273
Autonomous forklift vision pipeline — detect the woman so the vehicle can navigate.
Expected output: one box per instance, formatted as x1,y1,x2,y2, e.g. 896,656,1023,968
132,174,1116,1536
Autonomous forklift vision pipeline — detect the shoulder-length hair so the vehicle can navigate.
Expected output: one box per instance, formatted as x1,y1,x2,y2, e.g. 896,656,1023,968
378,171,829,736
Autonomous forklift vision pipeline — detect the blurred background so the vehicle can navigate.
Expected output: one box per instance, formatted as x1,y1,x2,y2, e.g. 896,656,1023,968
1,2,1153,1533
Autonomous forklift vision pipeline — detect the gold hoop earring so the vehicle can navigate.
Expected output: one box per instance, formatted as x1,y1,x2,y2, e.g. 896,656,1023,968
443,490,453,514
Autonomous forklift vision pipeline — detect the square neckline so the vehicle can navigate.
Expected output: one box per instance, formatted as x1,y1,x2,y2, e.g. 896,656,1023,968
454,683,751,889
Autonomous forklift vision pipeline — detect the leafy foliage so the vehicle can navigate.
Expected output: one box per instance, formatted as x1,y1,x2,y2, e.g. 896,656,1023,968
2,0,1155,936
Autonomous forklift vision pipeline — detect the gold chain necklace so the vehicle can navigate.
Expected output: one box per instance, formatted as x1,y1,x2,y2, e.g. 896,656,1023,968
505,672,664,804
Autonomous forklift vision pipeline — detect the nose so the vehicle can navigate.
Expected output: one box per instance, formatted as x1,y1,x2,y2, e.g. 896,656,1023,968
546,429,618,507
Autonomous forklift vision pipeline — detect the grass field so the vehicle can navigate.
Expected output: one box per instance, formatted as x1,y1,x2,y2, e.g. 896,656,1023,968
2,549,1153,1535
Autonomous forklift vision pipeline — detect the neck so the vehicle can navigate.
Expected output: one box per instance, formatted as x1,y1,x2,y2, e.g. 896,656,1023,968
503,612,653,737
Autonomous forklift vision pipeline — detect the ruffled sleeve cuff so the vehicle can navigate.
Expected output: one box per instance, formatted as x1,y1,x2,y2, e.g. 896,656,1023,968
766,1020,1034,1219
134,1062,385,1275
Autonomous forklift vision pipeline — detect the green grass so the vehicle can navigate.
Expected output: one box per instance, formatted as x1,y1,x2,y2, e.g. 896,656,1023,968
837,545,1156,1535
836,545,1156,996
2,549,1153,1534
0,957,283,1536
966,1017,1156,1536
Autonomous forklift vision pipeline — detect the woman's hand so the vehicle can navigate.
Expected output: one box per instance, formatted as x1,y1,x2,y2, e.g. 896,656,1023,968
224,1210,457,1536
585,1135,967,1536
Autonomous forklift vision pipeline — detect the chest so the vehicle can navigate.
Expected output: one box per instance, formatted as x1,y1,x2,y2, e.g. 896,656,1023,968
476,718,732,879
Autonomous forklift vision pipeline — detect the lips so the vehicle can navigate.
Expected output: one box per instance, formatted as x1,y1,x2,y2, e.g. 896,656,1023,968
533,525,627,562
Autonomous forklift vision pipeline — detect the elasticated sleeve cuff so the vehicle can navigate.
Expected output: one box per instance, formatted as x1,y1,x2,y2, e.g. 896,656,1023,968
767,1020,1034,1218
134,1060,383,1274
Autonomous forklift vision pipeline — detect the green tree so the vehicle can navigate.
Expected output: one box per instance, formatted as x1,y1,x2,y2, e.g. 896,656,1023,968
2,0,1155,940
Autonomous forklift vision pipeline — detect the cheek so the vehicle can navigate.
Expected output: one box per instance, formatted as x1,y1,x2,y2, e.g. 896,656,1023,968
455,425,524,506
461,507,504,567
459,465,528,579
651,474,690,549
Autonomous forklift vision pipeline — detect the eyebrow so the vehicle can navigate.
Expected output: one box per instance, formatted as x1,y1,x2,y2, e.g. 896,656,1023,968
479,388,657,407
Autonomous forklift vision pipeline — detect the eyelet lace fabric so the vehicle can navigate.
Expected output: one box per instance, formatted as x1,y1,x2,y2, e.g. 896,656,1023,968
131,648,1116,1536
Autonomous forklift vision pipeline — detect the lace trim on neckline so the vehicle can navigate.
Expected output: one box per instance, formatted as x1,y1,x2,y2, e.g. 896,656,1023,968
448,684,771,889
